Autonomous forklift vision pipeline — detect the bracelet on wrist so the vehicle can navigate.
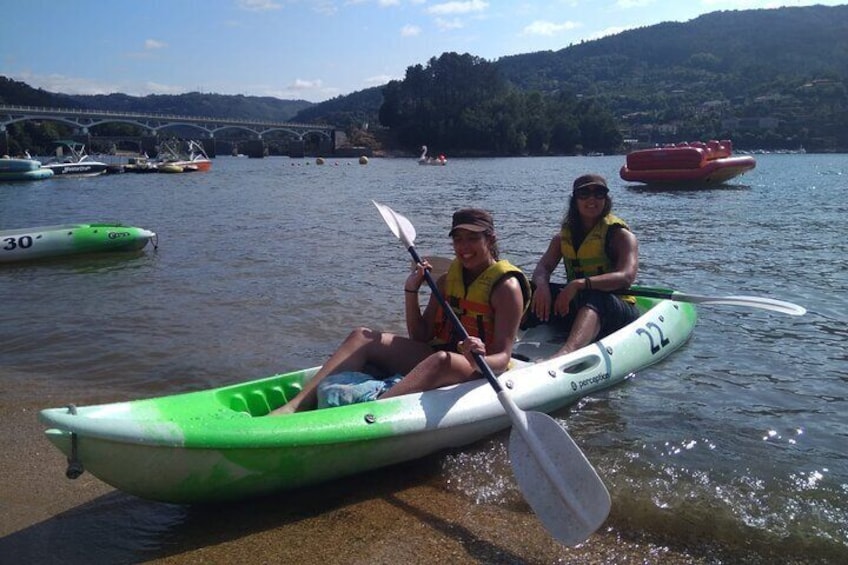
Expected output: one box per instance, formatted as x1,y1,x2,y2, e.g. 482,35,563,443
404,288,418,294
584,277,592,290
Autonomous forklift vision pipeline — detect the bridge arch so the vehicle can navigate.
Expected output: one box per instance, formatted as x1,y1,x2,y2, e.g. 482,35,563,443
153,122,213,136
0,104,338,157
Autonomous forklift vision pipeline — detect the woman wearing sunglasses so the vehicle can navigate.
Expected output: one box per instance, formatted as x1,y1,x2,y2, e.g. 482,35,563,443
528,173,640,358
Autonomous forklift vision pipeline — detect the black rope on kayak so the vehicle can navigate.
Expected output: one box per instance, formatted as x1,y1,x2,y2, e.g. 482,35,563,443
64,404,85,480
151,233,159,251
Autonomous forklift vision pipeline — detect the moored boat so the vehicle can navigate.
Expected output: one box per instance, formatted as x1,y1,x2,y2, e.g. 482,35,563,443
0,166,54,181
124,156,159,174
0,155,54,181
157,163,187,174
156,139,212,172
620,140,756,185
39,290,696,503
1,155,42,172
40,141,110,177
0,222,157,263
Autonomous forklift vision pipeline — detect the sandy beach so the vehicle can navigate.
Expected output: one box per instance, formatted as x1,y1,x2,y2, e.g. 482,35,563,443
1,391,710,565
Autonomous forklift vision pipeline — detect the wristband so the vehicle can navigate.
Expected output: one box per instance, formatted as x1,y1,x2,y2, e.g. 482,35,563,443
584,277,592,290
404,288,418,294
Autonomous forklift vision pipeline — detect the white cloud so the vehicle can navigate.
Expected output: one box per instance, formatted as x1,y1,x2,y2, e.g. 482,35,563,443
427,0,489,16
521,20,580,36
142,81,187,95
586,26,627,40
615,0,655,8
364,74,395,86
237,0,282,11
144,39,167,50
10,72,110,95
7,71,188,97
291,78,323,90
435,17,464,30
401,24,421,36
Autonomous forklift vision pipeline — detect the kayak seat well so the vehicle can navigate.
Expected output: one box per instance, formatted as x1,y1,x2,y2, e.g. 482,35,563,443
218,380,303,416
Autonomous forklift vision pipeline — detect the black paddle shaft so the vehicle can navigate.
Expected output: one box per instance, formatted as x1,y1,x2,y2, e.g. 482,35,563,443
408,246,504,393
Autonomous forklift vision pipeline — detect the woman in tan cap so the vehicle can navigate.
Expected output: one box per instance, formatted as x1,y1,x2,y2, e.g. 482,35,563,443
272,208,531,414
529,173,640,358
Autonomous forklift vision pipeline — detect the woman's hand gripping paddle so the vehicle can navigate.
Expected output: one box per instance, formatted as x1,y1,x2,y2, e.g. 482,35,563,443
372,200,611,546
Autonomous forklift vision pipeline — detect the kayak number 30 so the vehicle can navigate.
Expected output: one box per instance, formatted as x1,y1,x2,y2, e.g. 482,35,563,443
636,320,671,354
2,236,34,251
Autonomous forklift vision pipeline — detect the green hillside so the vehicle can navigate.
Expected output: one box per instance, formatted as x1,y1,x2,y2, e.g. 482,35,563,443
2,4,846,153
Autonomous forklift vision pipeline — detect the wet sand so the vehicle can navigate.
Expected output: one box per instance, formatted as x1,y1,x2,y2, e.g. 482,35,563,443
1,392,714,565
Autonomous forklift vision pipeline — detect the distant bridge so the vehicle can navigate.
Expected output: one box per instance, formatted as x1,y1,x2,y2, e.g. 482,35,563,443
0,104,337,157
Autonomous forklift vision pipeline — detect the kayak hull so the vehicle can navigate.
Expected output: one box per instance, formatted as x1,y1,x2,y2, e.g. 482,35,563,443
40,293,697,503
0,223,157,263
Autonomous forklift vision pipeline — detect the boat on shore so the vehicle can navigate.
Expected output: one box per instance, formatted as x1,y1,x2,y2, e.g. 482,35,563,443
0,156,54,181
40,141,110,177
39,290,696,503
0,223,157,263
620,140,756,185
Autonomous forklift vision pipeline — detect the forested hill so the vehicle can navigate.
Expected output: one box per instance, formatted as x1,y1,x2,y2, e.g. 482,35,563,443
495,5,847,110
497,5,847,93
0,79,312,122
319,4,848,151
1,4,846,152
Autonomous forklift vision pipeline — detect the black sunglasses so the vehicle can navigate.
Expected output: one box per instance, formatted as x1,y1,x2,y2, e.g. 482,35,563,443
575,186,609,199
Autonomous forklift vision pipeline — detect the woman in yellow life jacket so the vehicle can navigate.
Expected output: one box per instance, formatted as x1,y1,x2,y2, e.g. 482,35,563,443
529,173,640,359
272,208,530,414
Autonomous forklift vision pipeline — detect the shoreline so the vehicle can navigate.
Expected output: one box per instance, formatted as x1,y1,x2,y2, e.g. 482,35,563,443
2,396,710,564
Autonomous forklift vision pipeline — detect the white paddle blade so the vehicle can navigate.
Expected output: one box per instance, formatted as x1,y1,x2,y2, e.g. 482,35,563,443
509,411,611,546
673,292,807,316
372,200,416,248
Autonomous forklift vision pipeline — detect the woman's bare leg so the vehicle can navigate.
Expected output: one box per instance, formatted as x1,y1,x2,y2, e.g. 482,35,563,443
271,327,432,415
379,350,479,399
550,306,601,358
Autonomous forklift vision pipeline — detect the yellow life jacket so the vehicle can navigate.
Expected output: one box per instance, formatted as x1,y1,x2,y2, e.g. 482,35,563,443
431,259,531,350
560,214,635,303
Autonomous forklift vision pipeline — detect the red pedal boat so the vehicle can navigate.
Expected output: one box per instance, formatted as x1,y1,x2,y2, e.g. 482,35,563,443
620,140,755,185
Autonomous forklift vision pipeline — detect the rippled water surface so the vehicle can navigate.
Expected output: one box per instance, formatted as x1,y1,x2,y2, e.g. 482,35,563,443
1,153,846,562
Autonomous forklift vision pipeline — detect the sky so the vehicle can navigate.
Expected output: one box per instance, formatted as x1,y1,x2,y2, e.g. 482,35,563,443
1,0,844,104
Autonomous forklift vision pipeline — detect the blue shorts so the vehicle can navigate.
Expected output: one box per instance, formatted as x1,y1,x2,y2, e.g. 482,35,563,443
316,372,404,408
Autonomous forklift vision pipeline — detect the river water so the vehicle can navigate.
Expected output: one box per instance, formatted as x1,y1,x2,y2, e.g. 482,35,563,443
1,153,845,563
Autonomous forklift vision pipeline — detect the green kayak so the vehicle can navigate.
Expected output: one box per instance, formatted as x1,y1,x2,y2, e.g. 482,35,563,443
0,223,156,263
39,291,697,503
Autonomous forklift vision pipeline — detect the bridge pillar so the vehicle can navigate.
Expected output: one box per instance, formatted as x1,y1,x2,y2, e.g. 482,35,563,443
72,133,91,149
141,136,158,157
201,138,216,158
288,139,305,158
244,139,265,159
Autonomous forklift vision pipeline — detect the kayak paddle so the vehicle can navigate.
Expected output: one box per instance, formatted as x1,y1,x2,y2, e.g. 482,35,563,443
424,256,805,316
611,287,806,316
373,200,610,546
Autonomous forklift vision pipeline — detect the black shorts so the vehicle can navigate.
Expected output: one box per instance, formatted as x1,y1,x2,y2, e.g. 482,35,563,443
522,282,641,339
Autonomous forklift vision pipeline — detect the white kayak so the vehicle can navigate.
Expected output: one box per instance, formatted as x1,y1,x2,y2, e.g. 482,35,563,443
39,291,697,504
0,223,157,263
